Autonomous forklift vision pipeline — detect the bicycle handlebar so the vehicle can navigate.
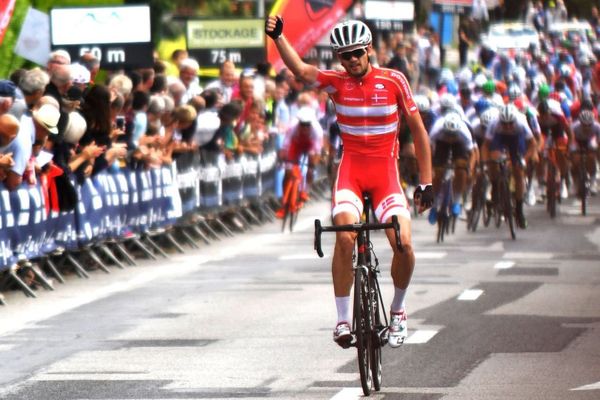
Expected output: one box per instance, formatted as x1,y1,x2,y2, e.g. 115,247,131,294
314,216,403,258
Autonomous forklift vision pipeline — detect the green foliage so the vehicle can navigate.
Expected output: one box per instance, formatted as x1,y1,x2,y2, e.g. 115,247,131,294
0,1,28,79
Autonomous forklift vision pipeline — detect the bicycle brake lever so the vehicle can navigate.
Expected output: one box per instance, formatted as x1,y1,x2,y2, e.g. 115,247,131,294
314,219,324,257
391,215,403,252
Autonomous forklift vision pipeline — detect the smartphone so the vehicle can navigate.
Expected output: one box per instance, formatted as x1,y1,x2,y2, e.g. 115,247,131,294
116,116,125,129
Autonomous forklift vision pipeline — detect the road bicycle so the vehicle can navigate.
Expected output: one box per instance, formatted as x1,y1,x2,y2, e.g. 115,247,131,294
314,196,403,396
488,156,516,240
280,163,303,233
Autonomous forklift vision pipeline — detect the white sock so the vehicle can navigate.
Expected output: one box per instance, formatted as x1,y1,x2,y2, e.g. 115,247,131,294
391,287,406,313
335,296,351,324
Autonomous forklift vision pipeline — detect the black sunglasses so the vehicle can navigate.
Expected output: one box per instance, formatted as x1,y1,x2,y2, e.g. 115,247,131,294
340,48,367,61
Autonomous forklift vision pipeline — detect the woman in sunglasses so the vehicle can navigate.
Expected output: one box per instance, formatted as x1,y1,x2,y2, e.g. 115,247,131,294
266,16,433,348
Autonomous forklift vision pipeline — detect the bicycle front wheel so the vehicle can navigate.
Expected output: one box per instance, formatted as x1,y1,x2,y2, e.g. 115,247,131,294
500,178,516,240
354,265,372,395
579,163,587,216
369,270,382,391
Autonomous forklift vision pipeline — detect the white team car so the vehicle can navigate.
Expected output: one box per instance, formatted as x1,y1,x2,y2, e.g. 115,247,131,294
481,22,540,51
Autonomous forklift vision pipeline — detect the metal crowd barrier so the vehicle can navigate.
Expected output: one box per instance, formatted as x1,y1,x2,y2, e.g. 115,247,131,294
0,145,280,303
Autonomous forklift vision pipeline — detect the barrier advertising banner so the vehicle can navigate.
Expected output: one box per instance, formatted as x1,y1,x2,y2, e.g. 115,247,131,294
267,0,353,71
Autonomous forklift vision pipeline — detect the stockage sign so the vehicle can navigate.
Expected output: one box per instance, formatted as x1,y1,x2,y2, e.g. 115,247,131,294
186,19,266,69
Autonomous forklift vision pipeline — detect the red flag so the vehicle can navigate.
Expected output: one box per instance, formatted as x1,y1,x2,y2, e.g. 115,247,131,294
267,0,353,71
0,0,16,46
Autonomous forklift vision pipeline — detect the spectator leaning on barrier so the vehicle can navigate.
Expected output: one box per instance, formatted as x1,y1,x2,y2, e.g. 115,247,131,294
79,85,127,177
79,52,100,85
129,90,150,150
69,63,91,92
46,49,71,75
205,60,238,105
0,80,16,116
238,100,266,156
168,79,186,107
0,114,20,186
138,68,156,93
194,90,221,149
7,69,28,119
165,49,189,78
234,71,256,133
170,104,197,157
179,58,202,105
150,73,168,95
202,101,243,162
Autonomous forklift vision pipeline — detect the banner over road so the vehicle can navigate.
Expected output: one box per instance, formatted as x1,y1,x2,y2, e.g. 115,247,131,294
267,0,353,71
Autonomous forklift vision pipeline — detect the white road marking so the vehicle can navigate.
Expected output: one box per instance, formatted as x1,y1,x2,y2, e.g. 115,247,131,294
494,261,515,269
404,330,438,344
278,254,319,261
571,381,600,391
330,387,363,400
0,232,290,338
503,252,553,260
415,252,447,259
457,289,483,301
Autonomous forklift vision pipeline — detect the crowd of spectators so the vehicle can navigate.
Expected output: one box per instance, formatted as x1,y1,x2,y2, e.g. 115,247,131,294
0,46,339,222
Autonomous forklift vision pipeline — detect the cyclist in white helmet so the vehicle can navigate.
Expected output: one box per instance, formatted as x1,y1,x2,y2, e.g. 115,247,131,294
570,109,600,194
428,111,474,223
266,15,433,348
482,104,538,228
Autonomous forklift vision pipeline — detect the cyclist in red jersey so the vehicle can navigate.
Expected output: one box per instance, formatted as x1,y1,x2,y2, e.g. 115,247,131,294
266,16,433,348
275,106,323,218
537,99,573,198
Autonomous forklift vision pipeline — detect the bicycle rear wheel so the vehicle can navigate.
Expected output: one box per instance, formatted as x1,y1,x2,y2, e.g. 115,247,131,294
468,178,483,232
437,213,447,243
354,266,372,396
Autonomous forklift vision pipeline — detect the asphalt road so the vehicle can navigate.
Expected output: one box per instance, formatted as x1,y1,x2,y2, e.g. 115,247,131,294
0,191,599,400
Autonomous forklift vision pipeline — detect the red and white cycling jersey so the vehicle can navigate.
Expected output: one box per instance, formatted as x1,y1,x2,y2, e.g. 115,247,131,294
315,66,418,158
316,67,418,222
281,119,323,163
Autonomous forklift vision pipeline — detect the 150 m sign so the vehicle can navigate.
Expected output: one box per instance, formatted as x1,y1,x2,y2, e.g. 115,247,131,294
186,19,265,68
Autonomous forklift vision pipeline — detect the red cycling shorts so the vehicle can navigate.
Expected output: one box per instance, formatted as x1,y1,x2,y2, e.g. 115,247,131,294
332,153,410,222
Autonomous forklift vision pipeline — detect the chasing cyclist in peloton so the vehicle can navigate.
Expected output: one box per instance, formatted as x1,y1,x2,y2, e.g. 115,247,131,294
265,16,433,348
428,112,474,224
275,105,323,218
481,104,538,228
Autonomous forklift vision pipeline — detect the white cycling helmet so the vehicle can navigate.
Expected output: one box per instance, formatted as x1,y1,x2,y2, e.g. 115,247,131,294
330,20,372,53
499,104,518,123
440,93,457,110
296,106,316,124
480,108,499,127
579,110,595,126
443,112,462,133
508,85,522,101
414,95,431,112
